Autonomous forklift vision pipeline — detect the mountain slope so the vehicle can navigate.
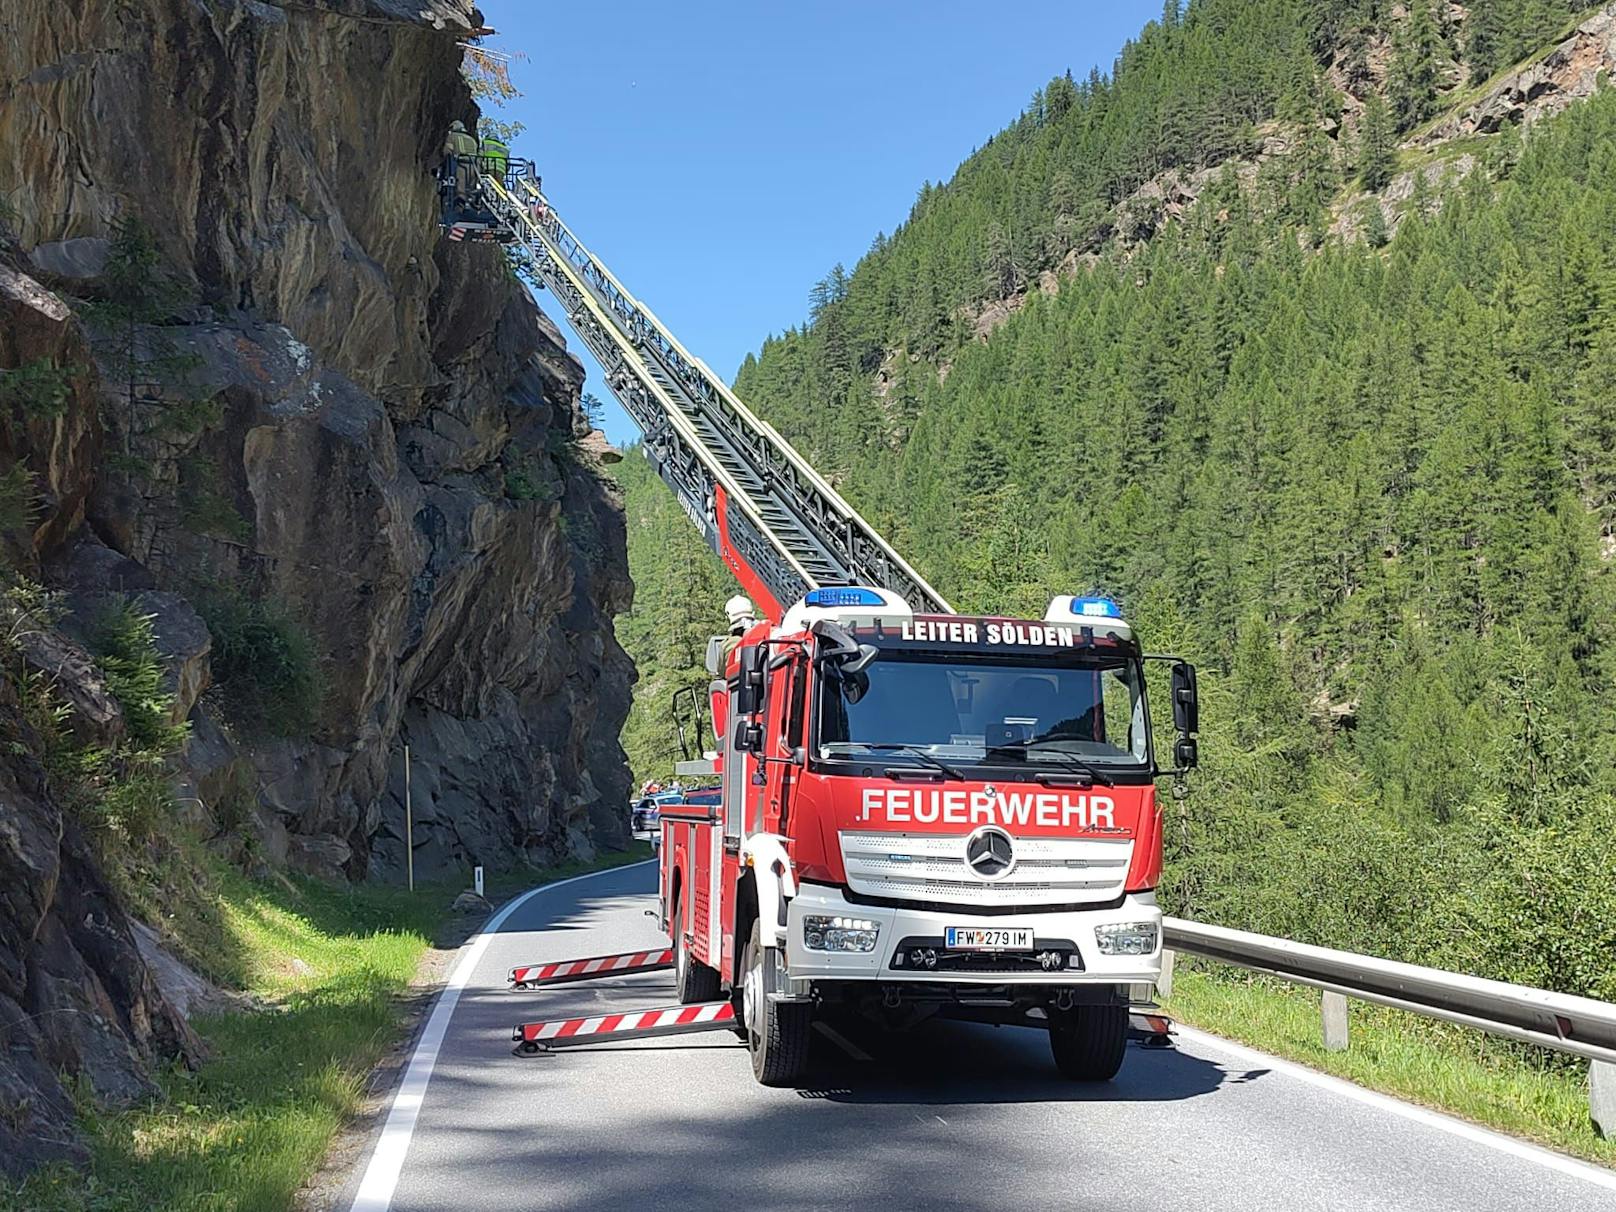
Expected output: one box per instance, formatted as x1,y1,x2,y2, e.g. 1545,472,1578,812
622,0,1616,1003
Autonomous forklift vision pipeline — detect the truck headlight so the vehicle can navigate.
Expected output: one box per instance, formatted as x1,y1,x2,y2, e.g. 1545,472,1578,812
1095,921,1159,956
803,914,879,953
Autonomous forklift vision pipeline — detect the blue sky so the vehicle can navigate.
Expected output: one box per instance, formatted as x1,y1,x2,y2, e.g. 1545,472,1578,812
478,1,1160,445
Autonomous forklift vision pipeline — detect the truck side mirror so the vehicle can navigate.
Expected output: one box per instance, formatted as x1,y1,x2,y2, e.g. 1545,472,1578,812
1171,662,1199,737
735,718,764,755
734,645,766,717
1174,737,1199,770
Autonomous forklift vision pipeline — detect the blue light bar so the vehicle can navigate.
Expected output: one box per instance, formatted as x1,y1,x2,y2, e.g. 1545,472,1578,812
1071,595,1123,619
804,587,886,609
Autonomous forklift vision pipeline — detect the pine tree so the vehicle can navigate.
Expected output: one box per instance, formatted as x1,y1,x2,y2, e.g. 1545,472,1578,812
1465,0,1507,83
1363,201,1390,248
1388,1,1446,132
1358,92,1398,191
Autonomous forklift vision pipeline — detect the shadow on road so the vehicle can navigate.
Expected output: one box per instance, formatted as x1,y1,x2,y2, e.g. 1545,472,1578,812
797,1013,1243,1106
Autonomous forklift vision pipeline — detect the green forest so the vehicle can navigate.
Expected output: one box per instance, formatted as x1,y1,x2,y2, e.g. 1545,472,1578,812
613,0,1616,1004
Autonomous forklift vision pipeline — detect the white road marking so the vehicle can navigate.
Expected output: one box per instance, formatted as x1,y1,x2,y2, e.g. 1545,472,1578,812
813,1020,873,1062
348,859,657,1212
1174,1025,1616,1193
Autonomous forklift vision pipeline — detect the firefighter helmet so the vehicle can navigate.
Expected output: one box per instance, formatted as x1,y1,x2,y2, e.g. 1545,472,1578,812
725,595,755,627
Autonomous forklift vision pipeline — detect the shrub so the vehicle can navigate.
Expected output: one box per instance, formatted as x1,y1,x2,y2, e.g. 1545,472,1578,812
198,591,323,737
0,357,74,418
504,453,556,502
91,598,187,752
0,461,36,535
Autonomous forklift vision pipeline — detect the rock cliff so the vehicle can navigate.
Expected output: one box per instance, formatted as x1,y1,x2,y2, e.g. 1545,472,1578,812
0,0,633,1173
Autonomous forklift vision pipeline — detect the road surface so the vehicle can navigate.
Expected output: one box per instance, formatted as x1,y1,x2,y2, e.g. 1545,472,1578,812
351,861,1616,1212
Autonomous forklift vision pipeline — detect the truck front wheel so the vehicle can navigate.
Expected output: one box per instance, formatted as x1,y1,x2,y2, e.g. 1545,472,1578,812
1048,1004,1128,1081
672,893,721,1004
740,919,811,1086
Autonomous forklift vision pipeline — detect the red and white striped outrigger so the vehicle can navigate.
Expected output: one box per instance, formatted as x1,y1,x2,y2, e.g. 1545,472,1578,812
507,948,673,990
513,1001,736,1055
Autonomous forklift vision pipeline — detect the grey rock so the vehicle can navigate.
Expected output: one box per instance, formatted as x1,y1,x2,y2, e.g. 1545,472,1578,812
28,236,110,283
130,921,236,1022
287,833,354,880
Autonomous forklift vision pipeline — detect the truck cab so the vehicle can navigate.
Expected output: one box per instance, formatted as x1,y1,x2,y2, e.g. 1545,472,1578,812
658,586,1198,1085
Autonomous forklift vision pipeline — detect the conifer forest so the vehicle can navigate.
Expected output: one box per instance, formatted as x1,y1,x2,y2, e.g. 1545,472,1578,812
616,0,1616,1002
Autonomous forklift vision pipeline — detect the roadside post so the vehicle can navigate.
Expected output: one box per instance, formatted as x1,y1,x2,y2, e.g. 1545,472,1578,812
404,743,414,893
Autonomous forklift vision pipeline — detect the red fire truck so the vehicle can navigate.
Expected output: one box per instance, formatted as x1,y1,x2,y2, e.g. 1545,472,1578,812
656,586,1198,1084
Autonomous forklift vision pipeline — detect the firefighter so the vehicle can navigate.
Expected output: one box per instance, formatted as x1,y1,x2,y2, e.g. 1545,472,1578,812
721,594,757,663
442,119,479,207
479,132,510,182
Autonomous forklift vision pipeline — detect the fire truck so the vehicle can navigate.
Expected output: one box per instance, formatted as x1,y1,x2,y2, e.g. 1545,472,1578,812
656,588,1197,1083
472,169,1199,1084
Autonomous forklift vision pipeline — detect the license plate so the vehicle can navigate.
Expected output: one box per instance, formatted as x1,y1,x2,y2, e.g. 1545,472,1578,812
944,926,1034,951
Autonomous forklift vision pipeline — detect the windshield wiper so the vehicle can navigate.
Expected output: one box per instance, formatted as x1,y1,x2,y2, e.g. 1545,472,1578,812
850,743,966,781
987,738,1114,786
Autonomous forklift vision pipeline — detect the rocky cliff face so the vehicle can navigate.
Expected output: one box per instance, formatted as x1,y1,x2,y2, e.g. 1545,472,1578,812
0,0,633,1173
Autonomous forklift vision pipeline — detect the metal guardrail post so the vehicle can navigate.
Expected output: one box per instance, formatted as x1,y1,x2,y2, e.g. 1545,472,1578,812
1321,991,1349,1052
1593,1061,1616,1139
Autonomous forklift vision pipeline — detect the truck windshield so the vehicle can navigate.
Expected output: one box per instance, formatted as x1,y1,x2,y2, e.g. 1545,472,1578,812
817,652,1149,771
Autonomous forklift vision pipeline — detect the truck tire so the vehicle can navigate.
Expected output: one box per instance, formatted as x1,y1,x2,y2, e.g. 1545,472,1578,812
741,918,811,1086
672,894,721,1004
1048,1004,1128,1081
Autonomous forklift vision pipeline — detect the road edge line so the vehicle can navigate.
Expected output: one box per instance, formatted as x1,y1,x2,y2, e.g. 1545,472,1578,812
1173,1024,1616,1191
347,859,658,1212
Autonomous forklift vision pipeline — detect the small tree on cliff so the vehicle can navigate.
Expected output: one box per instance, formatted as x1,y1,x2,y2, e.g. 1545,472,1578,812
462,40,527,145
84,217,206,463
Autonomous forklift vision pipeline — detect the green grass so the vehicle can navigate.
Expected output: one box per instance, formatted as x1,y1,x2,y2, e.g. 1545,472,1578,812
4,844,651,1212
1164,962,1616,1167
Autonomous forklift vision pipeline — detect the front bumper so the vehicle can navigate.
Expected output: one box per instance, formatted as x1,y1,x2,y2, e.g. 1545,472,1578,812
783,884,1162,986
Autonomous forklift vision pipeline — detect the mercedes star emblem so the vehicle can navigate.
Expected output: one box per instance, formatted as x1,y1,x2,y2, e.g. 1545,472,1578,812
964,825,1016,881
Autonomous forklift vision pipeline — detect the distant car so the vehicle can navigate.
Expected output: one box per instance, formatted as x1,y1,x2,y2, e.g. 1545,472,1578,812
630,791,682,833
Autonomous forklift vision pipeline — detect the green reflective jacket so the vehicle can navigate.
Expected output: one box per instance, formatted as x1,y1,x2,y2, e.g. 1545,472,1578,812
480,138,509,171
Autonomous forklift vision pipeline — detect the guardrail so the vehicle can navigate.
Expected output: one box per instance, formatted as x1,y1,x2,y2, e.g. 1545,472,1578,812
1161,917,1616,1137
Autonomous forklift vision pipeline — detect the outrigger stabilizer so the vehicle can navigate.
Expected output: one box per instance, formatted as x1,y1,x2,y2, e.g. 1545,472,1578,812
507,948,672,990
1129,1007,1174,1048
508,943,741,1056
513,1000,737,1056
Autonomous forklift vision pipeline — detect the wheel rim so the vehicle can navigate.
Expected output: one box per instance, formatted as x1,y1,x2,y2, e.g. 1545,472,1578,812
743,943,764,1039
673,903,687,985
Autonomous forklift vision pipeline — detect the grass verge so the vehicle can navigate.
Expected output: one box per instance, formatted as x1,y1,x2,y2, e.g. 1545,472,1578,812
1163,962,1616,1167
5,843,652,1212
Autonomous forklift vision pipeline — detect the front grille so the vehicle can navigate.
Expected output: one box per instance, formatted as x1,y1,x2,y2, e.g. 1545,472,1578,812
839,831,1132,907
890,935,1083,975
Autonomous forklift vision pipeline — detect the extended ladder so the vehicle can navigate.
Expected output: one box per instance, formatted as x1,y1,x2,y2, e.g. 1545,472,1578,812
479,171,950,622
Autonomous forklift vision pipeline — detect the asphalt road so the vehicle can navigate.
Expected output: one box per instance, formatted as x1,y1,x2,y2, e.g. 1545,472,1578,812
360,860,1616,1212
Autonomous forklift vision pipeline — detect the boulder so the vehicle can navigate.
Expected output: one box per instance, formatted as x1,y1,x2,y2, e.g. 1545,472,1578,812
28,236,110,284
